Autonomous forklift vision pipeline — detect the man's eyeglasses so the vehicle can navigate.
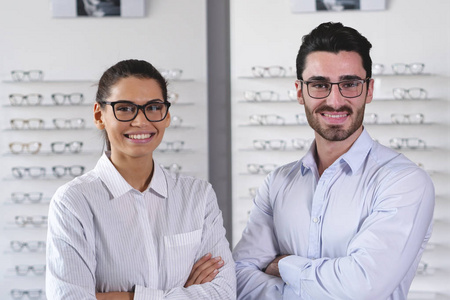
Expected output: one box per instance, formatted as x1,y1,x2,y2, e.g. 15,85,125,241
51,93,84,105
298,78,370,99
101,100,171,122
9,94,43,106
11,70,44,81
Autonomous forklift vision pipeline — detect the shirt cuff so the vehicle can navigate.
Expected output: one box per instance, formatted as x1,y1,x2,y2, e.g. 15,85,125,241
278,255,311,296
134,285,164,300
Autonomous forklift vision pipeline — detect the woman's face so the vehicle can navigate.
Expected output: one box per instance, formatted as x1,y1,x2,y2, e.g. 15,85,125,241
94,77,170,163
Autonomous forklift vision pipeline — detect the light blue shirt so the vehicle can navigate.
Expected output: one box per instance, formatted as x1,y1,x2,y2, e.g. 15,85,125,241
233,129,434,300
46,152,236,299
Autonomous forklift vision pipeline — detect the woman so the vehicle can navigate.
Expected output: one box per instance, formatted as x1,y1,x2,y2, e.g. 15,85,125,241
46,59,236,299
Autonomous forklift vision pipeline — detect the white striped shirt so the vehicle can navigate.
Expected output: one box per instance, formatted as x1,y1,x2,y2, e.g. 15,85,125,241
46,152,236,299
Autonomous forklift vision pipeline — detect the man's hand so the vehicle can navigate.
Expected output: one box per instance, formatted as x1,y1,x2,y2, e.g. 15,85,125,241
96,292,134,300
264,255,290,277
184,253,224,287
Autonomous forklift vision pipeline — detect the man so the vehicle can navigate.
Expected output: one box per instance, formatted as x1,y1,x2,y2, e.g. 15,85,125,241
232,22,434,300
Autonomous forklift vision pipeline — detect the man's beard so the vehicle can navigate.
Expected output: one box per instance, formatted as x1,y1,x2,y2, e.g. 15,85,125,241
304,103,365,142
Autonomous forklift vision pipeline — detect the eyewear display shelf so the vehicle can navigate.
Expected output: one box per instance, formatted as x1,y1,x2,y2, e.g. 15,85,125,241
1,78,99,300
231,69,450,299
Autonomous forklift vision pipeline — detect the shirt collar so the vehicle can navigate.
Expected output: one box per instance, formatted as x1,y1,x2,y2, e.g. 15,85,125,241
300,129,374,176
94,152,168,199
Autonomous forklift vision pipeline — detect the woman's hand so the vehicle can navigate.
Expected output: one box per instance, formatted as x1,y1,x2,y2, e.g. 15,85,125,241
184,253,224,287
96,292,134,300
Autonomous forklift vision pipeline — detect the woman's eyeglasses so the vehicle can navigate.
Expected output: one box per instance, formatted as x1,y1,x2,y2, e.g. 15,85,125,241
101,100,171,122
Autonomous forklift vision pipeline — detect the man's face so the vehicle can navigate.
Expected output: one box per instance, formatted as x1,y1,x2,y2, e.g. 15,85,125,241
296,51,374,142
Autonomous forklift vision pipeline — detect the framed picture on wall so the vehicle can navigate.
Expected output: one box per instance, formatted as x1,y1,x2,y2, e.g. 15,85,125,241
52,0,145,18
290,0,386,13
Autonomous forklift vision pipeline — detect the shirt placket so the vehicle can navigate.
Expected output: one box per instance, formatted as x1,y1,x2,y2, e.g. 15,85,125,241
134,191,159,288
307,166,335,259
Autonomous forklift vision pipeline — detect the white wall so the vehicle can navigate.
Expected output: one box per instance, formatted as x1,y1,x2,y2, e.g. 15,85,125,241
230,0,450,298
0,1,208,298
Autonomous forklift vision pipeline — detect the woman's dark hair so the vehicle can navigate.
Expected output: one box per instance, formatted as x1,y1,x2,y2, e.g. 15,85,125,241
296,22,373,80
96,59,168,150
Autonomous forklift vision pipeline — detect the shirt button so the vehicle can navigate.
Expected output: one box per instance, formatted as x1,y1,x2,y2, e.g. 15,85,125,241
312,217,319,223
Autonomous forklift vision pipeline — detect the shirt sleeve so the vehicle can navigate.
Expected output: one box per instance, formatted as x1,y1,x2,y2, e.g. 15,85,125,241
278,167,435,300
46,186,98,300
133,183,236,300
232,172,285,300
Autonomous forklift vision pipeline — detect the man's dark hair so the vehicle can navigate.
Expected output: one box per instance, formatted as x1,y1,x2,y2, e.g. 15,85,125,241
296,22,372,79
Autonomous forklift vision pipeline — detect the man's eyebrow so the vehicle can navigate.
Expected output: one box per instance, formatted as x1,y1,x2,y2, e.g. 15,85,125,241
339,75,364,81
306,76,329,81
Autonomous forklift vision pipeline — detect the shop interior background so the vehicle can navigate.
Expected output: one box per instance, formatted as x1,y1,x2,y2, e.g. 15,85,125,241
0,0,449,299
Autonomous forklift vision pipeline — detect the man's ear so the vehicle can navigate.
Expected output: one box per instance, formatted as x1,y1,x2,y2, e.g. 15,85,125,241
93,103,105,130
295,80,305,105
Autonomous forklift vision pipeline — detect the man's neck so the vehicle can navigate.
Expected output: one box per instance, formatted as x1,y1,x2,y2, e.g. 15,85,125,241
314,128,363,176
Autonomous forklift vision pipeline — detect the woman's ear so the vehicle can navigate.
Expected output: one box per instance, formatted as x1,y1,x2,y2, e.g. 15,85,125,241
165,111,171,128
94,103,105,130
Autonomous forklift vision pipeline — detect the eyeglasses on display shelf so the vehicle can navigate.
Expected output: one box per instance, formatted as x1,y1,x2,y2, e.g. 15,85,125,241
52,118,86,129
100,100,171,122
253,139,286,151
247,163,278,175
248,187,258,198
372,64,385,75
11,192,44,204
9,142,42,154
10,70,44,82
51,93,84,105
160,68,183,80
249,114,285,126
363,113,378,124
391,113,425,124
10,240,46,252
298,78,370,99
15,265,46,276
158,141,185,152
160,163,182,174
287,90,298,101
392,63,425,75
167,92,179,104
50,141,83,154
9,94,43,106
10,119,45,130
15,216,48,227
244,90,280,102
170,116,183,128
295,113,308,125
10,289,44,300
251,66,286,78
392,88,428,100
291,138,313,150
52,165,85,178
12,167,46,179
389,138,427,150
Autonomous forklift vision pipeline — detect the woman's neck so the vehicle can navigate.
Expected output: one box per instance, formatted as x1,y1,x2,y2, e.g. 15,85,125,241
110,153,154,192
